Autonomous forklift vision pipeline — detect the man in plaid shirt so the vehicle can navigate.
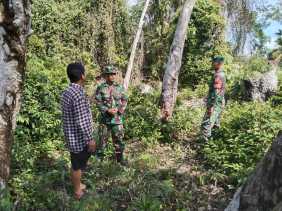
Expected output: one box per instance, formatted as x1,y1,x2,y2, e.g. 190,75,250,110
61,63,96,199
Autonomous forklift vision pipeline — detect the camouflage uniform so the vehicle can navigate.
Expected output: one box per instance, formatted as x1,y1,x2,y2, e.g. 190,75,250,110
201,67,226,140
95,67,128,161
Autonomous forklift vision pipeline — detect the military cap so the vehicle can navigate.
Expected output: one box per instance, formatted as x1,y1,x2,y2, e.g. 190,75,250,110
213,56,225,63
103,65,117,75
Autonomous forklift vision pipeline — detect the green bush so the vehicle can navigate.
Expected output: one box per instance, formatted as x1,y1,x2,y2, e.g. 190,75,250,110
0,188,13,211
125,89,203,144
13,57,67,171
241,56,270,78
271,69,282,106
271,87,282,106
124,89,162,144
10,56,69,209
177,84,209,101
143,0,232,85
203,102,282,186
180,0,232,88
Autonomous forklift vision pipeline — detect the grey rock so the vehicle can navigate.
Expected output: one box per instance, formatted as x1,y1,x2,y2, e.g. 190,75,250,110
243,69,278,102
184,97,206,108
138,83,154,94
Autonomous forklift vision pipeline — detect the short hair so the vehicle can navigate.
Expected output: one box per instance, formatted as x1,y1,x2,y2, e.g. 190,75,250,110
67,63,85,83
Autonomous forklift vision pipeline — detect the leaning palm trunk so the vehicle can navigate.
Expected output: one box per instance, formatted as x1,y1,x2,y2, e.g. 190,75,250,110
0,0,31,187
123,0,151,91
160,0,196,120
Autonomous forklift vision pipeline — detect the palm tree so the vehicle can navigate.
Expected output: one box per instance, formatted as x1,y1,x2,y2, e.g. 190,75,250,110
124,0,151,91
160,0,197,120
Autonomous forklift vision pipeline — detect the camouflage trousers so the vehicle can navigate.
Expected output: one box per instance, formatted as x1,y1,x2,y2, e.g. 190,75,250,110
201,106,223,139
96,124,125,159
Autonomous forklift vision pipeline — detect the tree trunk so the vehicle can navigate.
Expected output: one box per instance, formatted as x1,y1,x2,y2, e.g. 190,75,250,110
160,0,196,120
225,131,282,211
131,30,145,86
0,0,31,187
123,0,150,91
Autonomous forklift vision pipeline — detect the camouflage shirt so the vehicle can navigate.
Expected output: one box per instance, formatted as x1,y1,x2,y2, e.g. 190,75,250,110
207,69,226,108
95,82,128,125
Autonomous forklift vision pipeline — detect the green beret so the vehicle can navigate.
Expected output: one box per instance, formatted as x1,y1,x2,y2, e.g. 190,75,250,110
213,56,225,63
103,65,117,75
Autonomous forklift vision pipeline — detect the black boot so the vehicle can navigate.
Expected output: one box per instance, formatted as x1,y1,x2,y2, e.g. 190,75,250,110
116,153,128,166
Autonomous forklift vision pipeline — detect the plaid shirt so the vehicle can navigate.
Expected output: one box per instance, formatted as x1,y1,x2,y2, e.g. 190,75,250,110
61,83,93,153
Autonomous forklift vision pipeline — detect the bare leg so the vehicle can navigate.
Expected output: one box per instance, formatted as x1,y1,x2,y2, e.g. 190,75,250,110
80,183,86,190
71,169,84,199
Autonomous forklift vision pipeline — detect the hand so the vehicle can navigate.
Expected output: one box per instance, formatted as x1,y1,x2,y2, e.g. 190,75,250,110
107,108,118,115
88,140,96,152
208,107,214,116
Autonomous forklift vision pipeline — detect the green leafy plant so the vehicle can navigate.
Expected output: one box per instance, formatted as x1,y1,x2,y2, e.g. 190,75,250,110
125,89,162,144
203,102,282,185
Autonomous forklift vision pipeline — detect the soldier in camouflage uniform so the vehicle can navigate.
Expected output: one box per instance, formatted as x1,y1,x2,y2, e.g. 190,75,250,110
95,66,128,164
201,56,226,141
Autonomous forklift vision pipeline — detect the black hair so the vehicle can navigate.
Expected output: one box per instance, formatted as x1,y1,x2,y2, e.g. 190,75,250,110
67,63,85,83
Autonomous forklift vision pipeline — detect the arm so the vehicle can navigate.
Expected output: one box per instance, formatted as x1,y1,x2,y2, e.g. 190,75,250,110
118,87,128,115
213,76,224,105
207,76,224,113
73,97,93,144
214,76,223,91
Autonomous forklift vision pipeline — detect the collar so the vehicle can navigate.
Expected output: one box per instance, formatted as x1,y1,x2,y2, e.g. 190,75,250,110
215,68,223,73
70,83,83,90
104,81,117,87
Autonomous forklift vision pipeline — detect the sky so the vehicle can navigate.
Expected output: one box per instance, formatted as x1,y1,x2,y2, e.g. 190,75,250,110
127,0,281,49
266,22,281,48
264,0,281,48
128,0,137,6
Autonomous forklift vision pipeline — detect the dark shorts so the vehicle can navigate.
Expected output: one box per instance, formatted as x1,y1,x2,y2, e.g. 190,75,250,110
70,146,91,171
